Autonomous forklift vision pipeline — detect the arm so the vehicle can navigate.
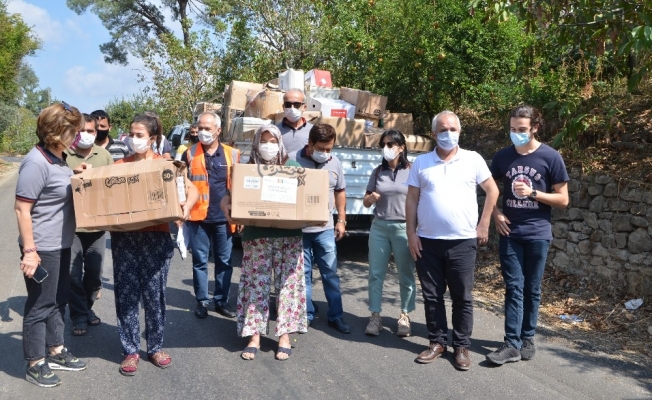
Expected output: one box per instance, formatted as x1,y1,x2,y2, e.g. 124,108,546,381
406,185,422,260
513,181,569,208
182,177,200,220
363,192,380,208
334,190,346,241
492,178,511,237
477,177,499,245
15,200,41,278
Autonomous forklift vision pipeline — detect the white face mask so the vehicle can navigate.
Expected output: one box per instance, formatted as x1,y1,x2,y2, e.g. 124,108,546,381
382,146,399,162
284,107,303,123
76,132,96,149
258,142,279,161
436,130,459,151
129,137,150,154
198,130,215,145
311,150,330,164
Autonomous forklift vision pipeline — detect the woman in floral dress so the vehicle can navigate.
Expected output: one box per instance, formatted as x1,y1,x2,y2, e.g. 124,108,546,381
221,124,307,361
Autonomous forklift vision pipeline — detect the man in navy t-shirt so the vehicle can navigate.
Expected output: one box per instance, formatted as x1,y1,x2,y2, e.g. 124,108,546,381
486,105,569,366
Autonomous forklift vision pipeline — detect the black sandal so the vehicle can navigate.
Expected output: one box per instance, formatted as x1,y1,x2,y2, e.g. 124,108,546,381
275,347,292,361
240,347,259,360
88,311,101,326
72,321,88,336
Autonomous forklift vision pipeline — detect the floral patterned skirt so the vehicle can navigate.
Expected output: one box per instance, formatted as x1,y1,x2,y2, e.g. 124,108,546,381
237,236,308,337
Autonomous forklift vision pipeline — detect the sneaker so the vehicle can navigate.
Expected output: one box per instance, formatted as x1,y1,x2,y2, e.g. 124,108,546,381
486,342,521,365
396,313,411,337
26,361,61,388
365,312,382,336
521,338,535,360
47,348,87,371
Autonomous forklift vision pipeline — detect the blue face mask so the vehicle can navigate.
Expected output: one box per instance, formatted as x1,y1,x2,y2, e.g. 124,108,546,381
510,131,532,147
436,130,459,151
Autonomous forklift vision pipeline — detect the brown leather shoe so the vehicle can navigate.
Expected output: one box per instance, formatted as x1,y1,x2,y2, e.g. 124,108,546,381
454,347,471,371
415,342,447,364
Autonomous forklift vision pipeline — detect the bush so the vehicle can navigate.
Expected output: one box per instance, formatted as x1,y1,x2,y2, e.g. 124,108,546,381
0,106,37,154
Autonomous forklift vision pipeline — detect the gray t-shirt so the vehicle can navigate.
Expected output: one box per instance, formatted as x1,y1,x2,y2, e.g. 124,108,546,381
16,145,76,251
366,164,410,220
278,119,314,154
291,147,345,233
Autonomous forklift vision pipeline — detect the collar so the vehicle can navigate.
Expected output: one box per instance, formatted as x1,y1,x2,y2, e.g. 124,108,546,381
381,162,407,171
66,145,100,158
433,146,462,164
36,144,66,164
282,117,307,130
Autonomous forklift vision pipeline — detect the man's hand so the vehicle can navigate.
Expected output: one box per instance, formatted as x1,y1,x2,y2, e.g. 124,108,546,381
408,233,422,261
72,162,92,174
335,221,346,241
513,181,534,198
493,210,511,236
476,222,489,245
220,195,236,225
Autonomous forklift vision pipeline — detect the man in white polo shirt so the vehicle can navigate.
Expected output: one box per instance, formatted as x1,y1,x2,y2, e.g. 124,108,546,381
406,110,498,371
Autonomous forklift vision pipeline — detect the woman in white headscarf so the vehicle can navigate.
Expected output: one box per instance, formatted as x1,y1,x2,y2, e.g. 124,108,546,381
221,125,307,361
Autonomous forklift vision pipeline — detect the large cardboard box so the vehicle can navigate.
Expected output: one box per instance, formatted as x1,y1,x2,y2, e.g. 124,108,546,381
405,134,435,152
278,69,304,91
305,86,340,104
274,111,321,125
316,116,366,147
228,117,272,142
244,89,285,120
307,98,355,119
363,127,386,148
339,87,388,119
230,164,330,229
383,113,414,135
223,106,245,138
194,102,222,118
224,81,264,109
71,160,184,231
304,69,332,87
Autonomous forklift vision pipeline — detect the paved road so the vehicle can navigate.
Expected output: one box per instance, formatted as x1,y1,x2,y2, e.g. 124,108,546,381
0,167,650,399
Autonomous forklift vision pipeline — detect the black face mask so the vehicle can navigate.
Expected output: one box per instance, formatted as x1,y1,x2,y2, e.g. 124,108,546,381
189,135,200,143
96,129,110,141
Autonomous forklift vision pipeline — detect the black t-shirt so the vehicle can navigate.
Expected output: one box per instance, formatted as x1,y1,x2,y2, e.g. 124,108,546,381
490,144,569,240
182,144,229,223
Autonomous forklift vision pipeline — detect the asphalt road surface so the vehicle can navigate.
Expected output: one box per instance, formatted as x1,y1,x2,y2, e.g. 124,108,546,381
0,167,650,399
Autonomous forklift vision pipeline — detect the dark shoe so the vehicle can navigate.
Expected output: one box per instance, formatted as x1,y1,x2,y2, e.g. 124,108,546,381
327,318,351,334
195,304,208,319
486,342,522,365
47,348,87,371
215,303,236,318
415,342,447,364
26,361,61,388
521,338,535,360
87,310,101,326
72,320,88,336
453,347,471,371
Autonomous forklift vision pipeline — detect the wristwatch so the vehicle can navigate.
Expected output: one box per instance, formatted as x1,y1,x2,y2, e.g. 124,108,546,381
530,188,538,199
337,220,347,226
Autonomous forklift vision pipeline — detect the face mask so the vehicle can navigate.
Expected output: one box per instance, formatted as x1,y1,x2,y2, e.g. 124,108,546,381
96,129,109,141
76,132,96,149
284,107,303,123
198,130,215,145
311,149,330,164
188,135,200,144
510,131,532,147
436,130,459,151
258,143,279,161
128,137,150,154
382,146,399,162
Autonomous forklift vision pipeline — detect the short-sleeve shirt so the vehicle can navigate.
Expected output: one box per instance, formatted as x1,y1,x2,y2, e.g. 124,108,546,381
291,146,345,233
104,137,130,161
16,145,76,251
181,143,229,223
490,143,569,240
278,118,314,154
407,148,491,239
366,163,410,221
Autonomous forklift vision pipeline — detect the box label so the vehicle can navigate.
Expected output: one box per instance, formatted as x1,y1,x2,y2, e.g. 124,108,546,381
244,176,261,189
330,109,348,118
261,176,298,204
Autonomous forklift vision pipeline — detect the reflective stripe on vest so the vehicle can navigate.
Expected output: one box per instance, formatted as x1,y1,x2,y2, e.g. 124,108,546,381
187,143,240,221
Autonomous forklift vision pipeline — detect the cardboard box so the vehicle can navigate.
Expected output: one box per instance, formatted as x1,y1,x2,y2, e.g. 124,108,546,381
307,98,356,119
304,69,332,87
223,106,245,138
278,69,304,91
339,87,388,119
383,113,414,135
224,81,264,109
230,164,330,229
305,86,340,104
315,116,366,147
274,111,321,125
244,89,285,120
228,117,272,142
363,127,386,148
71,160,184,231
405,134,435,152
194,102,222,117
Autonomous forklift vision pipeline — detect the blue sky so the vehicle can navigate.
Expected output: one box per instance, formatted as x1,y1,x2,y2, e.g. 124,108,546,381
6,0,174,113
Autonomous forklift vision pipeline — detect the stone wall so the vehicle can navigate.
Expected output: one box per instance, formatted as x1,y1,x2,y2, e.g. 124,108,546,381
548,168,652,295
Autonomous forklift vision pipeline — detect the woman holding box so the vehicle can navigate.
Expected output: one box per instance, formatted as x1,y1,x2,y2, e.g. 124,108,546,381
363,129,416,337
112,114,198,376
221,124,307,361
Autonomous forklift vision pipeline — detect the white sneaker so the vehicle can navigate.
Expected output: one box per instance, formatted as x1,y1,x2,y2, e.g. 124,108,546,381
397,313,411,337
365,312,382,336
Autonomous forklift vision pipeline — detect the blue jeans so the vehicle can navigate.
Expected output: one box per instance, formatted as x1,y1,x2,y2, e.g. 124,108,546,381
187,221,233,306
499,236,551,349
303,229,344,322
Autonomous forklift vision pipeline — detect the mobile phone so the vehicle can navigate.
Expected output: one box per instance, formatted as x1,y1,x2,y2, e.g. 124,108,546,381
32,265,48,283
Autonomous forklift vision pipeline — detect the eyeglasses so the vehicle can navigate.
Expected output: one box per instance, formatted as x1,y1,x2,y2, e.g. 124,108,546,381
283,101,304,109
380,142,396,148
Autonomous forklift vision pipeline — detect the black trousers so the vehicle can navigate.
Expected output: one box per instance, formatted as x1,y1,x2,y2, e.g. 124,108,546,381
415,238,476,348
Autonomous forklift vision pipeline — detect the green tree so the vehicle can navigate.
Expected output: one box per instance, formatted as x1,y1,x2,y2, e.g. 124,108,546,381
104,92,159,134
16,62,50,114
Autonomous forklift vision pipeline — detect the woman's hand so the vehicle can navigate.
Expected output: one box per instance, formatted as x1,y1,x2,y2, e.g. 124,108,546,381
20,252,41,279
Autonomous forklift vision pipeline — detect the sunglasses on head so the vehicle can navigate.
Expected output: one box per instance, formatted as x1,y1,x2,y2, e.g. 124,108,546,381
380,141,397,148
61,101,73,112
283,101,304,109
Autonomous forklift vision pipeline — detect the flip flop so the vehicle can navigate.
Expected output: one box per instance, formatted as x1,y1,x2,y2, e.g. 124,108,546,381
275,347,292,361
72,321,88,336
88,311,101,326
240,346,259,361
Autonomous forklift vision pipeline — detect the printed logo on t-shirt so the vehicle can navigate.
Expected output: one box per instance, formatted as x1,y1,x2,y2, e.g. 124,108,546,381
506,165,541,209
